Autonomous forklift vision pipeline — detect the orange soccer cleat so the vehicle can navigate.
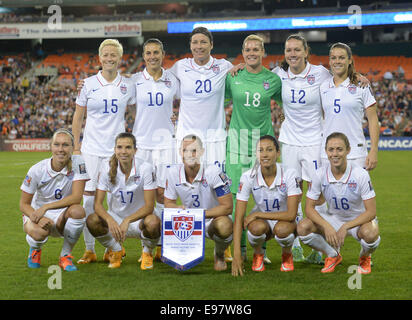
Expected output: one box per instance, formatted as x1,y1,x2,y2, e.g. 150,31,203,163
280,252,294,272
252,253,265,272
321,254,342,273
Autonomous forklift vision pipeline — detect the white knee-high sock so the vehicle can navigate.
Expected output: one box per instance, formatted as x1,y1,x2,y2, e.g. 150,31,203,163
213,234,233,256
82,195,96,251
61,217,85,257
293,203,304,248
141,233,159,253
275,233,295,249
360,236,381,257
312,202,327,257
96,232,122,252
247,231,266,254
300,233,338,258
26,234,48,250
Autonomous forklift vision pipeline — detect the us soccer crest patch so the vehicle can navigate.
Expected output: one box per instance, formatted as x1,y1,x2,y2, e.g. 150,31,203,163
348,85,357,94
164,78,172,88
120,83,127,95
348,180,357,192
307,74,315,85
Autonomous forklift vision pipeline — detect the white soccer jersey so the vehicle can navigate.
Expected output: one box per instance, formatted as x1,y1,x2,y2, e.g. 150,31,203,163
76,71,136,157
236,163,302,214
20,155,90,210
320,77,376,159
132,68,179,150
273,63,331,146
164,163,231,210
97,157,157,219
170,57,233,143
306,163,376,221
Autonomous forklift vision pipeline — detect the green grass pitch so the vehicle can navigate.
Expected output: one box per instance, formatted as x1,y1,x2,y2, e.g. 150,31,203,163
0,151,411,300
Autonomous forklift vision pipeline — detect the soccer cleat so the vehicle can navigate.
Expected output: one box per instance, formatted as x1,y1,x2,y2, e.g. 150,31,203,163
140,252,154,270
263,250,272,264
292,246,305,262
224,246,233,263
154,246,162,262
59,254,78,271
28,248,41,269
358,255,372,274
305,250,324,265
251,253,265,272
321,254,342,273
108,250,123,269
280,252,294,272
77,250,97,264
103,247,126,262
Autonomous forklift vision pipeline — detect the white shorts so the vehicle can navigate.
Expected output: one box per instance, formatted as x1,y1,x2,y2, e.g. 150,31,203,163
176,140,227,172
22,207,66,238
321,157,366,169
281,144,321,182
319,212,378,242
109,211,145,239
136,147,177,188
82,153,110,192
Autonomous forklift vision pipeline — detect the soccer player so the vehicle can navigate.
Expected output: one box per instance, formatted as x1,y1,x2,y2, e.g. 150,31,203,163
297,132,380,274
169,27,233,168
86,132,160,270
271,34,333,263
20,129,89,271
163,135,233,271
225,34,282,262
132,38,180,213
72,39,136,264
231,135,301,276
320,42,380,170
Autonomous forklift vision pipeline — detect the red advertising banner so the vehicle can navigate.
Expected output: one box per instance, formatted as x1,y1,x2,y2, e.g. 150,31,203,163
1,139,50,152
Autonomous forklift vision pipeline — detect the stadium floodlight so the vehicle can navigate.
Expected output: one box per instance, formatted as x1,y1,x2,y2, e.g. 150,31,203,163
167,11,412,33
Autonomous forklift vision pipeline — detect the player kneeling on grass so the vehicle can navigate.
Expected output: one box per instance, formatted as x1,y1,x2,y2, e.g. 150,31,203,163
232,135,301,276
86,132,160,270
20,129,89,271
298,132,380,274
163,135,233,271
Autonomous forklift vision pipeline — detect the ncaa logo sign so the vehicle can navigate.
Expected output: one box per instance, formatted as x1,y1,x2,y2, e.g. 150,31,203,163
172,215,194,242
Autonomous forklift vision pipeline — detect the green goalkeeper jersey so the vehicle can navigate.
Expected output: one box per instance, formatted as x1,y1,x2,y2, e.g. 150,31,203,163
225,67,282,156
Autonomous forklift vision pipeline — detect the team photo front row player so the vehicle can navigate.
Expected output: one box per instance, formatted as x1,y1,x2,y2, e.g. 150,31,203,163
298,132,380,274
86,132,160,270
163,135,233,272
20,129,90,271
